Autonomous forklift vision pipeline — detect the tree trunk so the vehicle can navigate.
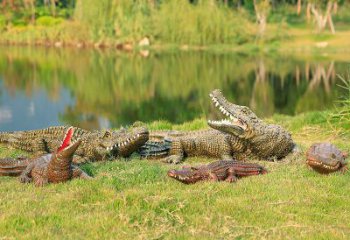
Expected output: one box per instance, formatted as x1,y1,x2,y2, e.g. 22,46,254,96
310,2,335,34
297,0,302,15
254,0,269,37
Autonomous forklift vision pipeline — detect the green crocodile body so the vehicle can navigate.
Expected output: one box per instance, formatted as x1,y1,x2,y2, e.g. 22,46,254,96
0,127,91,187
0,122,149,163
139,89,295,164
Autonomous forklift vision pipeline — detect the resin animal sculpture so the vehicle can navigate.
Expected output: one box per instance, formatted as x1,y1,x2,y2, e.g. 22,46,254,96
167,160,267,184
139,89,295,164
0,122,149,163
306,142,348,174
0,127,91,187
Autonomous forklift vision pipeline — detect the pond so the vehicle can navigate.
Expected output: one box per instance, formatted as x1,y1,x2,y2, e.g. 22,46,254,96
0,47,348,131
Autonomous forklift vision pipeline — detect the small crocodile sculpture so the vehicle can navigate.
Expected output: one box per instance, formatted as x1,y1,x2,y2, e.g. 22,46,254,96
0,127,91,187
139,89,295,163
167,160,267,184
306,142,348,174
0,122,149,163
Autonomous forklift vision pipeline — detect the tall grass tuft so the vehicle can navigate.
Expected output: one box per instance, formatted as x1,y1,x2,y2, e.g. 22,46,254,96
73,0,253,45
153,0,253,45
330,73,350,128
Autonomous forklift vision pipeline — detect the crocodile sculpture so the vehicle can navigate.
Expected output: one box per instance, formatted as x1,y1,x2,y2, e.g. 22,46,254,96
0,127,91,187
306,142,348,174
167,160,267,184
0,122,149,164
139,89,295,163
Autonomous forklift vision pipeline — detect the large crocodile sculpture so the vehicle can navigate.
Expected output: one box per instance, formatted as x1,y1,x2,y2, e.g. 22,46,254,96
0,122,149,164
0,127,91,187
139,89,295,163
167,160,267,184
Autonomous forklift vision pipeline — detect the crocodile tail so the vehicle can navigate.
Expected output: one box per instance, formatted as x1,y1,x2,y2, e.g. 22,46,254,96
138,140,171,159
0,157,30,176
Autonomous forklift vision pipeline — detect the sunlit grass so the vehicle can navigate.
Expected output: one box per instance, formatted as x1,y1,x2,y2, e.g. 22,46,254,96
0,112,349,239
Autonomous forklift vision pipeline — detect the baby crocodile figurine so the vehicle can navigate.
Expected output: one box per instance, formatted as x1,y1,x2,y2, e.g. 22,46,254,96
0,127,91,187
306,142,348,174
167,160,267,184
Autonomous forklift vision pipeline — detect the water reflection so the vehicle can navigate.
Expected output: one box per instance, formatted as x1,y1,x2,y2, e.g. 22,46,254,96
0,47,347,131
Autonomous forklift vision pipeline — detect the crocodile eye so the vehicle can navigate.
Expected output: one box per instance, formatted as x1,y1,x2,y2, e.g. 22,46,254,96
331,153,336,159
103,131,111,138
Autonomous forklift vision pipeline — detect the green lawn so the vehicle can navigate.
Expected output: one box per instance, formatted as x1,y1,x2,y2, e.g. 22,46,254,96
0,112,349,239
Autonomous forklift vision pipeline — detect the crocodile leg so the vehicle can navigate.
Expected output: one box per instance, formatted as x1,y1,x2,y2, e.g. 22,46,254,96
19,162,35,184
164,140,184,164
225,167,238,183
72,166,92,179
209,171,219,181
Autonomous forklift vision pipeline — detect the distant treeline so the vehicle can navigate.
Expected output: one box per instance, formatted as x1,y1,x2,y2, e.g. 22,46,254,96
1,0,349,46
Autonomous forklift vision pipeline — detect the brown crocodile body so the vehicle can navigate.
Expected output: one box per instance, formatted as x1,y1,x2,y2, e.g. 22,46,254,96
167,160,267,184
0,122,149,163
139,89,295,164
0,127,91,187
306,142,348,174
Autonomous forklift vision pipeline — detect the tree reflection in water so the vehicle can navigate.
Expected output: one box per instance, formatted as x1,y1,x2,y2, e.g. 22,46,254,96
0,47,346,130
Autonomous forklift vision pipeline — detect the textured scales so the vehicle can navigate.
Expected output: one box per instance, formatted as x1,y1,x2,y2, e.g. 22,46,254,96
0,122,149,163
167,160,267,184
139,89,295,164
306,142,348,174
0,127,91,187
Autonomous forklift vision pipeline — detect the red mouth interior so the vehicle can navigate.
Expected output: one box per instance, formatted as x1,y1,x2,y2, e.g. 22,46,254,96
57,127,74,152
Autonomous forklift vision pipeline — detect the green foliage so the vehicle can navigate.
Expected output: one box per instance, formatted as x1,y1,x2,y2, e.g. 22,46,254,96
36,16,64,26
153,0,253,45
329,74,350,129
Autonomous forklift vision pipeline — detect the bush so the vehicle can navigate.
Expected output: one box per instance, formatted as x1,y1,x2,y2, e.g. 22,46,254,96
36,16,64,27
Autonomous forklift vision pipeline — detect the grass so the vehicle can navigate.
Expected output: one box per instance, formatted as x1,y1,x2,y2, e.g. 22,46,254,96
0,111,349,239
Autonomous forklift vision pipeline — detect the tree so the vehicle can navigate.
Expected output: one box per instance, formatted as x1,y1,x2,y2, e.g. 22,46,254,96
307,0,338,34
253,0,270,37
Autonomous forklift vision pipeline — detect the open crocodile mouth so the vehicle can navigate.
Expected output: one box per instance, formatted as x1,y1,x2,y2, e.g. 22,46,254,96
106,130,149,156
306,158,341,171
208,90,247,135
57,127,81,154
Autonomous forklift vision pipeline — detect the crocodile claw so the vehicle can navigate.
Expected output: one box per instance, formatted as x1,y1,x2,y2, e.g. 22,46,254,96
164,155,183,164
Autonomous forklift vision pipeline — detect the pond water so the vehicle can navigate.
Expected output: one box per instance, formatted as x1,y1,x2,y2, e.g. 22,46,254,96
0,47,348,131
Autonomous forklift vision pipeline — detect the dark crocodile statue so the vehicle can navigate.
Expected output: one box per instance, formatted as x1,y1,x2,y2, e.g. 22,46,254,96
139,89,295,163
306,142,348,174
0,127,91,187
167,160,267,184
0,122,149,164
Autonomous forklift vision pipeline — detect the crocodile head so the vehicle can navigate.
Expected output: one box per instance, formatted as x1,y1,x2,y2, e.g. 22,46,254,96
167,167,203,184
114,122,149,157
306,143,348,174
208,89,295,159
94,122,149,160
208,89,261,138
55,127,82,160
